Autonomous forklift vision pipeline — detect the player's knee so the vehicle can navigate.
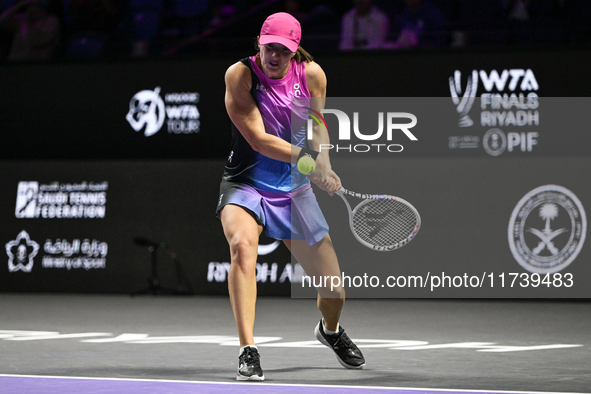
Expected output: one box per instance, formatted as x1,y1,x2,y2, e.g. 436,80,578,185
229,237,258,266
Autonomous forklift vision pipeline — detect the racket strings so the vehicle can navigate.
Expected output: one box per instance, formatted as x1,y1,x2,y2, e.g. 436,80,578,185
351,199,417,247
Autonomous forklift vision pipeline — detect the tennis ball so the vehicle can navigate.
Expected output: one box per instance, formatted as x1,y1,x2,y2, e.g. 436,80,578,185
297,156,316,175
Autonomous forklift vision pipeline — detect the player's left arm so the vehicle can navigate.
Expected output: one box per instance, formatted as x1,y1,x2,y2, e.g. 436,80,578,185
305,61,341,194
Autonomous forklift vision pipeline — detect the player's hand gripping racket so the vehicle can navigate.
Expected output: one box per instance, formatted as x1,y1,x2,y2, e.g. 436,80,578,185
335,186,421,251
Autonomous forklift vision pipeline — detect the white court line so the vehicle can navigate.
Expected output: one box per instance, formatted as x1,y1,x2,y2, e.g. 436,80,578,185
0,374,586,394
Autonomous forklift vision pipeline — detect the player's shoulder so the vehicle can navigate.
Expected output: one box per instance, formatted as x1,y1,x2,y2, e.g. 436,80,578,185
225,60,252,88
226,60,250,78
304,60,324,75
304,61,326,85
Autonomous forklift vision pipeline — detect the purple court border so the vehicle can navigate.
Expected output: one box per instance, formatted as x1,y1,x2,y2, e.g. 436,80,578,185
0,375,585,394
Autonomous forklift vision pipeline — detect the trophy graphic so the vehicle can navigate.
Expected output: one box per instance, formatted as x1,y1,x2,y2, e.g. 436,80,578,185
449,70,478,127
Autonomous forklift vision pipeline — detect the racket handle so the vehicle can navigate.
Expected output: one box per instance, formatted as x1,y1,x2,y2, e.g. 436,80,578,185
327,176,344,195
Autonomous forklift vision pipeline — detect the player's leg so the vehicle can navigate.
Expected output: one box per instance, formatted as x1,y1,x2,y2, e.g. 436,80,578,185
284,235,344,329
220,204,262,346
284,235,365,369
220,204,265,380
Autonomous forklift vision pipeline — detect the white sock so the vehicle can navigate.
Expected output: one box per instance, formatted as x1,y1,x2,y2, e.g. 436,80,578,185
323,319,340,336
239,345,258,356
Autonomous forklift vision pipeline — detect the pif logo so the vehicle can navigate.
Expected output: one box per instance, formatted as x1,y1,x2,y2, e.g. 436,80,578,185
305,108,417,153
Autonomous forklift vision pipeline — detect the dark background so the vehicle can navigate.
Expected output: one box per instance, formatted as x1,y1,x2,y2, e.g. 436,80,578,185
1,47,590,297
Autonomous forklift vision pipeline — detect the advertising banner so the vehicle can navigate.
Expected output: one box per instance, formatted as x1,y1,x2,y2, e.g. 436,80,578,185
1,47,590,297
291,97,591,298
0,160,293,295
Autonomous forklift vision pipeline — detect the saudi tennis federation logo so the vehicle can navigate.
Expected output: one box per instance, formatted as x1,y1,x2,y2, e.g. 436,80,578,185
508,185,586,273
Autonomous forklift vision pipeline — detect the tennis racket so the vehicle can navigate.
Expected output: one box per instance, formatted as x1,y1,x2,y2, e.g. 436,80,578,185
335,187,421,251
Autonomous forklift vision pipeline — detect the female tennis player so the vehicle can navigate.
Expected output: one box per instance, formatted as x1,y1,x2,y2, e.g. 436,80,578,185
216,12,365,381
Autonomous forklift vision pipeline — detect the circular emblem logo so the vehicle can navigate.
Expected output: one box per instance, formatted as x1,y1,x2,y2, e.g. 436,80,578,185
483,128,507,156
508,185,586,273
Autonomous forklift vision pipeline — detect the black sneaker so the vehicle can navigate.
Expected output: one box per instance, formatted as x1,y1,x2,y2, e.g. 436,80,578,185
315,320,365,369
237,346,265,381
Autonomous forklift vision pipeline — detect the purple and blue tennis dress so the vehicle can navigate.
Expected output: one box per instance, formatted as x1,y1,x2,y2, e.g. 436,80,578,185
216,55,329,245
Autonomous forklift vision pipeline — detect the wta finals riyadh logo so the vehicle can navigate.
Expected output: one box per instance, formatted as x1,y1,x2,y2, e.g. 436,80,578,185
126,87,165,137
449,70,478,127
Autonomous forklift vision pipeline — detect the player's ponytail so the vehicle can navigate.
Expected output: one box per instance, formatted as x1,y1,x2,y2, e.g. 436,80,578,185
294,46,313,63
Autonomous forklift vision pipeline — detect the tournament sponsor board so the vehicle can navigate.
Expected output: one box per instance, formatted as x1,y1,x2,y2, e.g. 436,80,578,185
449,69,539,128
448,68,541,157
1,160,294,295
126,88,201,137
1,49,591,296
290,96,591,160
5,230,108,273
15,181,108,219
508,185,586,274
5,231,39,273
206,262,305,285
42,238,108,271
291,97,591,298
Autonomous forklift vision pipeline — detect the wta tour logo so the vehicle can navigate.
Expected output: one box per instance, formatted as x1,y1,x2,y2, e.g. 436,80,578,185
5,230,39,273
508,185,586,273
126,87,200,136
127,87,165,136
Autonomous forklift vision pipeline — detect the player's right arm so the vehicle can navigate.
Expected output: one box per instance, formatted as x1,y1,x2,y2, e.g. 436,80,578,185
224,62,299,163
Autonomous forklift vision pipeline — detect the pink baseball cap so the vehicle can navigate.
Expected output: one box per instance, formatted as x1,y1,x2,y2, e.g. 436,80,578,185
259,12,301,53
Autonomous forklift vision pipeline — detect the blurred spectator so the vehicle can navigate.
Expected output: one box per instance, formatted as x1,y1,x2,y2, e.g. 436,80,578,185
63,0,119,59
389,0,448,49
504,0,530,21
452,0,506,47
284,0,306,21
0,0,17,58
561,0,591,42
126,0,164,57
502,0,567,45
207,0,237,29
339,0,389,50
282,0,339,51
164,0,210,38
284,0,338,35
0,0,60,61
